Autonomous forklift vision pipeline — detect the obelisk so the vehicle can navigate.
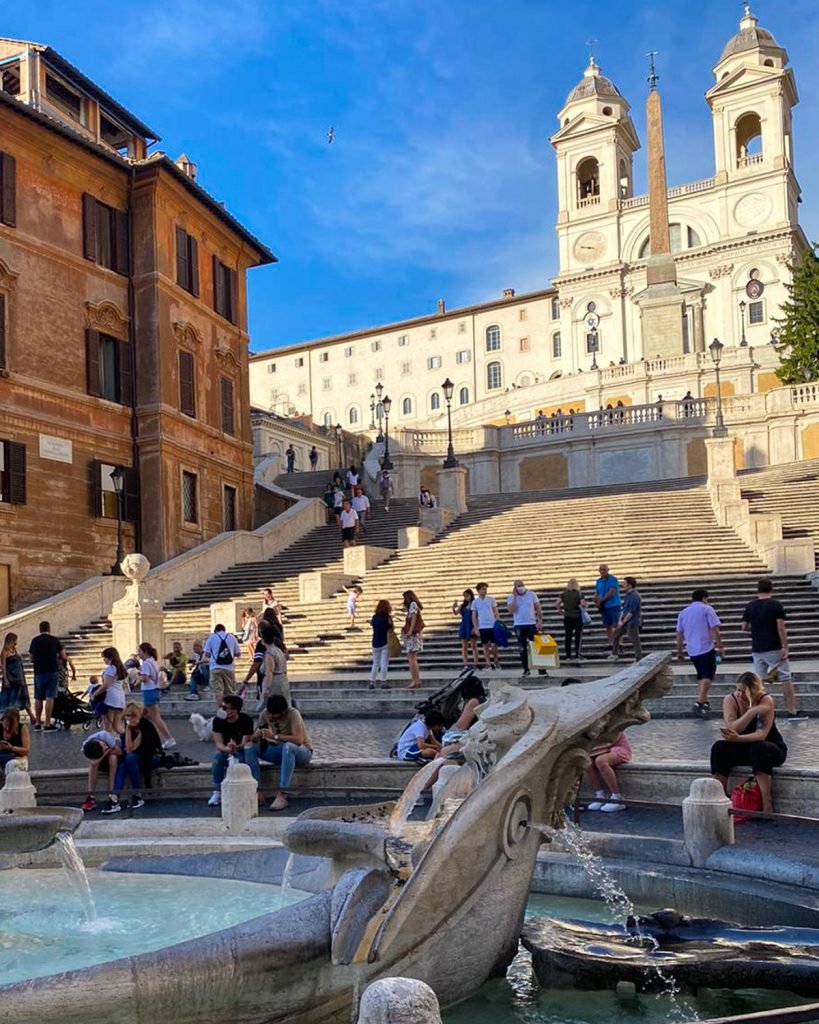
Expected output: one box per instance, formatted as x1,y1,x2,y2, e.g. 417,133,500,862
638,53,685,358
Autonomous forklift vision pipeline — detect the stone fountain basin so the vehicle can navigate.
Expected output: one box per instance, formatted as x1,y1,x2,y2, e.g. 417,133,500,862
0,807,84,854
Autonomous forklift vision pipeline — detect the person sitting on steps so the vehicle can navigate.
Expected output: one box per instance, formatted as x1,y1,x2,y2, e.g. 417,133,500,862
245,695,313,812
584,731,632,813
396,709,446,763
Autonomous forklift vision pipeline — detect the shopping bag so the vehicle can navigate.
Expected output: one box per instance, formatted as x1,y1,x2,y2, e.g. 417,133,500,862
730,776,762,823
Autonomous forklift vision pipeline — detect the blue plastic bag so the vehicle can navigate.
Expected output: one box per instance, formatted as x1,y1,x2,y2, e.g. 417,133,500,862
493,620,511,648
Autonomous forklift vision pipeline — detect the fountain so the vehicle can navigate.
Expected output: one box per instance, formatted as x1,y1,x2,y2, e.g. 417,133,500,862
0,805,83,855
0,653,672,1024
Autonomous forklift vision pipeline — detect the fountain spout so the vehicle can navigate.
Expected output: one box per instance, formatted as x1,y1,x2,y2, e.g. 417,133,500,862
0,807,83,855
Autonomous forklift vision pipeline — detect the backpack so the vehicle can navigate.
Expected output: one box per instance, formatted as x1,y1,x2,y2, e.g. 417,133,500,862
215,634,233,666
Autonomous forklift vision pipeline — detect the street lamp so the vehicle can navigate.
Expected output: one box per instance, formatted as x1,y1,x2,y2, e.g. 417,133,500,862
369,392,376,431
334,423,343,467
109,464,126,576
590,330,599,371
708,337,727,437
504,408,512,425
441,378,458,469
381,395,394,470
375,381,385,441
739,300,748,347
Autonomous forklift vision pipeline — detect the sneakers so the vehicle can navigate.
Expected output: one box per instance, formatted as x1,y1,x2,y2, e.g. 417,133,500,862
33,723,42,732
132,796,145,810
269,794,289,812
101,799,122,815
787,709,809,721
184,693,200,701
162,738,177,749
606,653,620,662
692,702,710,719
43,724,59,732
81,796,96,812
586,801,605,812
600,801,626,812
207,790,221,806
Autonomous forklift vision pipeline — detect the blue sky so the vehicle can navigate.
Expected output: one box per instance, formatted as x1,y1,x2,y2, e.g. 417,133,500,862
7,2,819,350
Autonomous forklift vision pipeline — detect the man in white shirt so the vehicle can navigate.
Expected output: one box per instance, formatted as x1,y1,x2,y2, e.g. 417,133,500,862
204,624,242,701
339,500,359,548
471,582,500,670
351,486,370,534
507,580,542,676
675,589,724,718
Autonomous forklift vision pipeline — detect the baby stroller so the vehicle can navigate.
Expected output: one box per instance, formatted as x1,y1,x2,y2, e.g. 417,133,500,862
52,687,97,732
390,665,487,758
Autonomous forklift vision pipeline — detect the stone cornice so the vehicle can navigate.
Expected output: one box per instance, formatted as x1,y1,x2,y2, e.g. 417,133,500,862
85,300,129,339
215,347,240,372
172,320,203,349
0,256,19,290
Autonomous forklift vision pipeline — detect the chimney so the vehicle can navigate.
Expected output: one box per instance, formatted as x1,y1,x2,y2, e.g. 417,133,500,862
502,288,515,298
437,298,446,315
175,153,197,180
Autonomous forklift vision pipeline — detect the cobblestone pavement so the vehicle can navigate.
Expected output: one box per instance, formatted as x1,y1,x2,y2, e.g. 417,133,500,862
23,716,819,772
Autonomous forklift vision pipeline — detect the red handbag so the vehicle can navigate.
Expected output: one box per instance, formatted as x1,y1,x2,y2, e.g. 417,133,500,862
731,776,762,824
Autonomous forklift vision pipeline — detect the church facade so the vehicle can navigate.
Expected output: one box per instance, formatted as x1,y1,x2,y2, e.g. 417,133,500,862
249,6,807,431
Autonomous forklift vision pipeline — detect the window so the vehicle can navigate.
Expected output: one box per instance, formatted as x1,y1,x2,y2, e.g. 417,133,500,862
93,461,137,520
519,337,530,353
430,328,437,340
0,62,21,98
552,332,562,358
319,352,329,363
459,386,470,405
175,227,199,296
349,407,359,425
45,71,84,123
0,151,15,227
401,361,412,375
519,309,528,322
267,362,276,373
485,325,501,352
375,367,385,380
87,330,133,405
551,296,560,320
322,378,332,391
0,439,25,505
430,393,440,411
398,335,409,346
456,349,471,364
749,300,765,325
322,411,333,427
576,157,600,203
586,333,600,354
458,322,466,334
82,195,129,275
639,223,702,259
220,376,235,436
344,347,353,357
182,471,198,525
371,340,382,352
100,112,130,156
348,373,358,386
427,355,442,370
295,357,304,368
736,112,763,167
223,485,237,532
0,293,7,371
486,361,502,390
212,257,238,324
297,382,307,395
402,397,413,415
178,349,196,417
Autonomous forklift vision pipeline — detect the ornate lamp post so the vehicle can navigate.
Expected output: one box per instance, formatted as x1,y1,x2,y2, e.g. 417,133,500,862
441,377,458,469
709,337,727,437
375,381,385,441
504,408,512,425
590,330,599,371
334,423,343,467
109,465,126,576
369,392,376,430
381,395,394,470
739,300,748,347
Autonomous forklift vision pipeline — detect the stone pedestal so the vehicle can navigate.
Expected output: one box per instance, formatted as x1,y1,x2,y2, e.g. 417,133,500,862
682,777,734,867
397,526,435,550
357,978,442,1024
299,571,357,602
0,768,37,810
108,553,165,656
705,435,737,483
437,466,468,515
344,545,394,576
209,600,245,632
221,759,258,832
420,507,456,534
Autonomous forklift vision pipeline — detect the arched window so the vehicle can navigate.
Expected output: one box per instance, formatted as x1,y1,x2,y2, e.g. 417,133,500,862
486,361,502,390
402,396,413,416
322,411,333,427
348,406,359,425
639,224,702,259
576,157,600,204
485,325,501,352
619,158,631,199
736,112,762,168
552,332,562,358
459,386,470,405
430,393,441,411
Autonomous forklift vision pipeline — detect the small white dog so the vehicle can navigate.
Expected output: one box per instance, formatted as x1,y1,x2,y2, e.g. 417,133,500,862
189,713,214,742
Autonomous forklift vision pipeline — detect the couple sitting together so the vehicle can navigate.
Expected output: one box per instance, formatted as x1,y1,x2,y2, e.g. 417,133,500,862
396,676,486,762
208,693,312,812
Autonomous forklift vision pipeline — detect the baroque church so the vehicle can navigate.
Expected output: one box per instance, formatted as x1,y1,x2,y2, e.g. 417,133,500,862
249,6,806,430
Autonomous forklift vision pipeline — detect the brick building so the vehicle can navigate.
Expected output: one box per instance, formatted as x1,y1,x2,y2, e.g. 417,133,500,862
0,39,275,612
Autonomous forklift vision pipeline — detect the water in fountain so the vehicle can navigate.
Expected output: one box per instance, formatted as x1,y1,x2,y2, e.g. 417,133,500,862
560,822,697,1022
54,831,97,923
278,852,295,910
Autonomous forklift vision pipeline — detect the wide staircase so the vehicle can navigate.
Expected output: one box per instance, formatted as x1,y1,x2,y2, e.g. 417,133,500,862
740,458,819,568
274,468,338,499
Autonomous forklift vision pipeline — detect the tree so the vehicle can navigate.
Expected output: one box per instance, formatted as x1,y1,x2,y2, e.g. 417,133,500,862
775,244,819,384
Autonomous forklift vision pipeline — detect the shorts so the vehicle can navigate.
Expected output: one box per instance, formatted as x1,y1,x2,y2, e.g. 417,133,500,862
96,702,124,716
600,606,620,628
142,688,161,707
752,650,792,682
478,628,495,645
690,649,717,681
341,527,356,541
34,672,60,701
333,506,342,518
403,634,424,655
401,744,432,763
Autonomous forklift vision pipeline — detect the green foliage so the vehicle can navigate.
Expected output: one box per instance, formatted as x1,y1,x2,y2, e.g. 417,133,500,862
775,244,819,384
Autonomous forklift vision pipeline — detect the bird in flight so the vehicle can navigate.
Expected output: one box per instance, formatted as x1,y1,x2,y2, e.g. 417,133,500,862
327,126,335,144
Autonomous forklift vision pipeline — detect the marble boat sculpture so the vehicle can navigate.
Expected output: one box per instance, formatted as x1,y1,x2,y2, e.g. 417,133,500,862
2,652,672,1024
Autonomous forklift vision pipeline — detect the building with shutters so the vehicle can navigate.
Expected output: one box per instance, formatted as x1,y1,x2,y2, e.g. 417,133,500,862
0,38,275,612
